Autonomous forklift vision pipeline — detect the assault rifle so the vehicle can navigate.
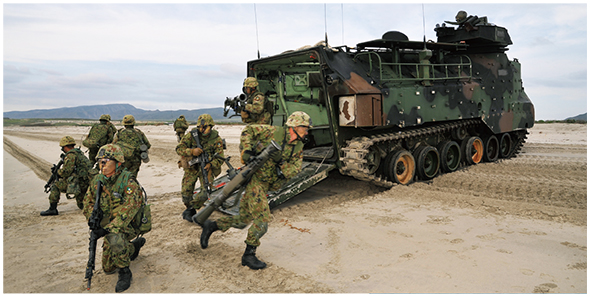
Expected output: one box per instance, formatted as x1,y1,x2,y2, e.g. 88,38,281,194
85,180,103,290
193,140,281,225
223,93,247,118
190,130,211,197
44,153,65,193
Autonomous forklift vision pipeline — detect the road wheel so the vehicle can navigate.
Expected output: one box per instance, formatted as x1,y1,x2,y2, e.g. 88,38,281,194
365,146,381,175
462,136,484,165
386,150,415,185
499,133,512,158
413,145,440,180
483,135,499,162
437,140,461,173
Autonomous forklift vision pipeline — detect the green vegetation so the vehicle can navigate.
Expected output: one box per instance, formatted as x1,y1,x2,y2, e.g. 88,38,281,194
535,119,587,124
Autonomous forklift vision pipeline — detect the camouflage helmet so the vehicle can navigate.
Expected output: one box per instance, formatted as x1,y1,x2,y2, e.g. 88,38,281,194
197,114,215,127
285,111,313,128
59,136,76,147
122,114,135,125
455,11,468,23
243,77,259,88
179,115,185,119
99,114,111,121
96,143,125,163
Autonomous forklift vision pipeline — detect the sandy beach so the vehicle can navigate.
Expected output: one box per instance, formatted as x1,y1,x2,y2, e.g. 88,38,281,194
3,122,587,293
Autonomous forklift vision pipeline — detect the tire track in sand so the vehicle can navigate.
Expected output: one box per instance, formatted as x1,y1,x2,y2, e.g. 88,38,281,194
3,136,52,181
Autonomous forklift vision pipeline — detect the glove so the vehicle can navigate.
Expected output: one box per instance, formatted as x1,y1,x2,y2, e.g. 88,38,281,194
270,150,282,163
93,227,109,239
191,148,203,156
240,110,249,119
241,151,252,164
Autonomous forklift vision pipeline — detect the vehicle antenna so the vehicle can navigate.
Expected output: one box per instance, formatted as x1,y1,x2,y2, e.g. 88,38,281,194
422,4,427,49
324,4,328,45
341,4,344,45
254,4,260,59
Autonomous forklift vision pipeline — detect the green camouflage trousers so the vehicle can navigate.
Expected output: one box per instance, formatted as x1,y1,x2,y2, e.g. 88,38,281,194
181,166,220,209
216,174,270,247
102,232,135,272
48,179,87,209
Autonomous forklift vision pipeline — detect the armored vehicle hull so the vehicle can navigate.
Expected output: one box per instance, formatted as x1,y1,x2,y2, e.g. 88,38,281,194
210,13,534,215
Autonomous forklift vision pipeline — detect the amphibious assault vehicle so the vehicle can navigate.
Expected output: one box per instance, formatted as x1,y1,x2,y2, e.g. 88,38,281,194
210,12,535,214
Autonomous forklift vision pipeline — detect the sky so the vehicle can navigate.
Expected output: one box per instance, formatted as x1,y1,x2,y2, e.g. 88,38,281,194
3,2,587,120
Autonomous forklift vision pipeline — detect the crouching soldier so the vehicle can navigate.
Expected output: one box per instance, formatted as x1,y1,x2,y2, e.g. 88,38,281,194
41,136,94,216
83,144,147,293
176,114,225,222
199,111,312,270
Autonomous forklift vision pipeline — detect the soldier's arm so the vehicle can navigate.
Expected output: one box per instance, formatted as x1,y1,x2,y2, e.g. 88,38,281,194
57,153,76,178
245,93,265,114
104,180,142,233
141,130,151,148
176,134,194,157
82,178,97,220
279,147,303,180
211,137,225,169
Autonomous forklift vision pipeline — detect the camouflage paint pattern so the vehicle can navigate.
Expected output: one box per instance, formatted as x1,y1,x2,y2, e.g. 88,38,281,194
176,128,224,208
216,124,304,246
83,168,143,271
174,116,189,139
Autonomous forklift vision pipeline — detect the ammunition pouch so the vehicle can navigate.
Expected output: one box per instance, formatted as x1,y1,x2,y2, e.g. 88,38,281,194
105,233,126,254
139,144,149,163
131,204,152,235
66,175,81,196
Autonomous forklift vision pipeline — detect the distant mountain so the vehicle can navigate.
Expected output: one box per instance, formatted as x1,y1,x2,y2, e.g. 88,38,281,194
565,113,587,122
3,104,231,122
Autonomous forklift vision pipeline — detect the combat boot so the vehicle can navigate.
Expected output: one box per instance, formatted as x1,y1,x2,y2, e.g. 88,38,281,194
40,203,58,216
242,244,267,270
115,267,132,293
181,207,196,223
199,220,219,249
130,237,146,261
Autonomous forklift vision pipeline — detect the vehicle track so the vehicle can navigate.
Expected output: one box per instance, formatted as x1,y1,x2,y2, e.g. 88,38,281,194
4,136,52,181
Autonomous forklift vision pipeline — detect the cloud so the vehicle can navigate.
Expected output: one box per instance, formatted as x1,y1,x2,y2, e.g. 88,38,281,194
2,3,587,120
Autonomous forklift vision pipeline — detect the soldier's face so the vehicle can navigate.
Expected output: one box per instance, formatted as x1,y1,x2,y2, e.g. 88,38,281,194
99,158,117,177
199,125,211,135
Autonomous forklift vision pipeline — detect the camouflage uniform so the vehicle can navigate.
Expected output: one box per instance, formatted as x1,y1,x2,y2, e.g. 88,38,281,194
83,144,144,274
113,115,151,177
216,112,311,247
84,114,116,164
41,136,93,215
242,77,272,125
176,114,224,211
173,115,190,142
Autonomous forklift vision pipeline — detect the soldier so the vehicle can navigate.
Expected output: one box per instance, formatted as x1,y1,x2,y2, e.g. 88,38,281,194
176,114,225,222
83,144,147,293
113,115,151,178
199,111,312,270
240,77,272,125
173,115,190,142
41,136,94,216
83,114,117,166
